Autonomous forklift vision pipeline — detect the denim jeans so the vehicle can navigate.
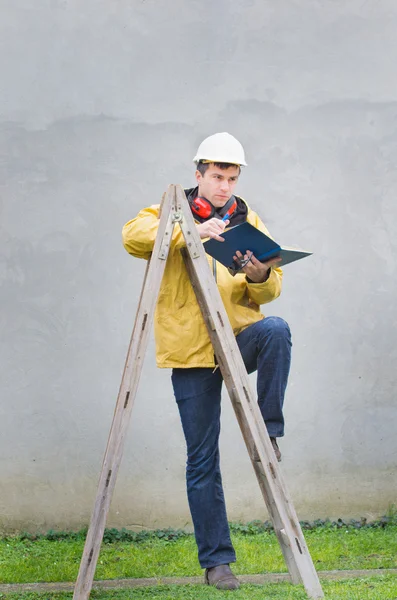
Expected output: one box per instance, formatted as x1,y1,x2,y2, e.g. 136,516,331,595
171,316,292,568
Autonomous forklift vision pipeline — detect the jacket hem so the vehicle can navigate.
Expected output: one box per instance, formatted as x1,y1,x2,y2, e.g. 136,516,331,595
156,362,216,369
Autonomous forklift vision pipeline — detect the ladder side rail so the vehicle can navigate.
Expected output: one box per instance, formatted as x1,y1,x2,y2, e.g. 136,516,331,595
73,186,178,600
176,185,323,599
181,245,302,585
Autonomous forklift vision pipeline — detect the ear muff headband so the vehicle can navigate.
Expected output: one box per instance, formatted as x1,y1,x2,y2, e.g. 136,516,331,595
219,196,237,219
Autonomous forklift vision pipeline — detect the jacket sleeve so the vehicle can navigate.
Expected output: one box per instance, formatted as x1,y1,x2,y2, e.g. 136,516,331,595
122,204,186,260
245,212,283,306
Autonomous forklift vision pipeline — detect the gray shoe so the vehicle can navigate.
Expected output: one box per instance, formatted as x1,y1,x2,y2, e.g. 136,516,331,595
270,437,281,462
204,564,240,590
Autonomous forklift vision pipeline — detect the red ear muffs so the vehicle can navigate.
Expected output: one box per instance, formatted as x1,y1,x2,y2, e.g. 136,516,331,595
191,195,237,220
191,197,216,219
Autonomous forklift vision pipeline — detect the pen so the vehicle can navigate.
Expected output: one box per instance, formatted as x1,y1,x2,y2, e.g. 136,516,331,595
222,211,232,222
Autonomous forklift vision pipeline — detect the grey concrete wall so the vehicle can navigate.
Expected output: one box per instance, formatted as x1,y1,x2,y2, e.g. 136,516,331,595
1,0,396,532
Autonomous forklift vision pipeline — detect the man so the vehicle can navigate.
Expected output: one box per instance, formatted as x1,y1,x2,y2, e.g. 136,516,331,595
122,132,291,591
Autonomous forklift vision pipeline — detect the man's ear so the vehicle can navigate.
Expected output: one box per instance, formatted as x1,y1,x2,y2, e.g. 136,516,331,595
195,170,202,185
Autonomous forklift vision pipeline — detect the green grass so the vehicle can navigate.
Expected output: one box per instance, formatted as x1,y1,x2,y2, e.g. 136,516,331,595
0,526,396,584
1,576,397,599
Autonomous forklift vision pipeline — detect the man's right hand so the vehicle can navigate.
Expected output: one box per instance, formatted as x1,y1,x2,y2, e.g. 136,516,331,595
196,218,229,242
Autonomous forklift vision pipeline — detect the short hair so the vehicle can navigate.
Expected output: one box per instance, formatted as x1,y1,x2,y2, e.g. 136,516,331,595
196,161,241,176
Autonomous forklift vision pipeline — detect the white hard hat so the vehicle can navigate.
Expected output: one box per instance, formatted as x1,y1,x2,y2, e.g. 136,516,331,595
193,132,247,166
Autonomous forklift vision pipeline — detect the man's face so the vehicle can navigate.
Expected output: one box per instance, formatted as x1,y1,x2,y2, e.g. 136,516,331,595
196,164,240,208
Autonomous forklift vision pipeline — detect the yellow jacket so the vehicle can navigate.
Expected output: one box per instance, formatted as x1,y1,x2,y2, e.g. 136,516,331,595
122,201,283,368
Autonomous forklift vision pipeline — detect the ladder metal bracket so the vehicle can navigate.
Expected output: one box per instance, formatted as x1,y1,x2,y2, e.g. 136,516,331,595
172,211,183,222
159,194,183,260
158,214,175,260
179,220,201,258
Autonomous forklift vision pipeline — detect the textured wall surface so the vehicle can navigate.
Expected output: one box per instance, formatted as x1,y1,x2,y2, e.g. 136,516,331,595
1,0,397,532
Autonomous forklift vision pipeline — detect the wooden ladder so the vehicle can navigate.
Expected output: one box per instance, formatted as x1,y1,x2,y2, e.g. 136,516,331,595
73,184,324,599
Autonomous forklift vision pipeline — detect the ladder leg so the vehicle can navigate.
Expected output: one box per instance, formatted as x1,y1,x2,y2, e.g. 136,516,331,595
73,186,178,600
176,185,323,599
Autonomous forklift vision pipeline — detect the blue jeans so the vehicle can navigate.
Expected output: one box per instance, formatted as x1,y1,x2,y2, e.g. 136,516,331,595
171,316,292,568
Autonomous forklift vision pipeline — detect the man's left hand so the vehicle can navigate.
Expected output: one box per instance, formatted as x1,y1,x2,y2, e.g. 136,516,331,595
233,250,282,283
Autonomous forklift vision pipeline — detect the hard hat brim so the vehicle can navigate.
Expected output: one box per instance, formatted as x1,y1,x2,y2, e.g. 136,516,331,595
193,156,247,167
